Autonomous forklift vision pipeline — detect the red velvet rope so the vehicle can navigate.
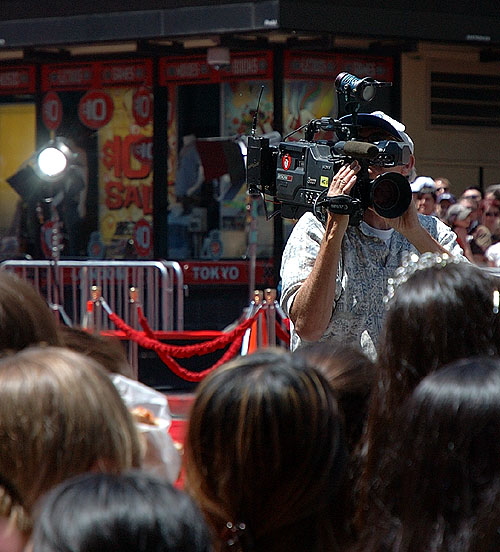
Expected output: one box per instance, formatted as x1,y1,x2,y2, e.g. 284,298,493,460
155,333,248,382
137,305,156,339
275,320,290,346
107,309,262,382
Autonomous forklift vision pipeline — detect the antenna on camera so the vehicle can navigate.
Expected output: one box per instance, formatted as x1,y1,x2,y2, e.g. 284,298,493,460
251,85,265,137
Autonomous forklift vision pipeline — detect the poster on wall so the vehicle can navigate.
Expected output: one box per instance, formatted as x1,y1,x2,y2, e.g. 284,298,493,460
97,86,153,259
283,51,394,139
40,59,154,259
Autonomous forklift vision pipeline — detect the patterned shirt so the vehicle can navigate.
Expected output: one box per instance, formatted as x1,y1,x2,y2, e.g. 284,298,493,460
279,212,463,359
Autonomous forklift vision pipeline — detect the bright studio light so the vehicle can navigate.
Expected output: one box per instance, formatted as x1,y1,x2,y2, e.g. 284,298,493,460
34,138,74,182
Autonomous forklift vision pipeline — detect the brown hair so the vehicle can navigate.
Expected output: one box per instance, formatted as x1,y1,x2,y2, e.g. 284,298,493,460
0,346,142,518
0,271,61,353
184,348,346,552
57,325,133,378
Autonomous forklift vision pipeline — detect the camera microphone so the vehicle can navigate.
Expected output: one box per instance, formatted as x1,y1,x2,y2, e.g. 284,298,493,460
332,141,379,159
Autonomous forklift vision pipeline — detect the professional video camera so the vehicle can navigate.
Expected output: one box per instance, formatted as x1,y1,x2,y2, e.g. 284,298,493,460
247,72,413,225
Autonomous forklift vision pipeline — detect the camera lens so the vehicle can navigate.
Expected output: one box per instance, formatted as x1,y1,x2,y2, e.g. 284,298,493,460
370,172,412,218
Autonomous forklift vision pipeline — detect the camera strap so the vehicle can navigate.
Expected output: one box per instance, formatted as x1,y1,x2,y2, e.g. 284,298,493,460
323,195,364,226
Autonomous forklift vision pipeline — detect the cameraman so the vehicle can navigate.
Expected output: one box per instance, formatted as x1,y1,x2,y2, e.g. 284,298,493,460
279,111,463,359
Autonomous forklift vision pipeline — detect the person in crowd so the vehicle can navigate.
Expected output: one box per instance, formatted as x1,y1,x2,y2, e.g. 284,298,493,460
292,341,374,455
31,471,213,552
415,186,438,215
460,186,483,203
57,324,134,378
0,271,61,353
435,192,456,222
280,111,462,360
434,175,452,196
445,203,475,262
355,253,500,531
410,175,436,197
481,192,500,244
410,175,436,208
352,356,500,552
459,193,482,230
0,346,142,548
292,341,374,546
59,327,182,485
184,348,347,552
445,201,492,264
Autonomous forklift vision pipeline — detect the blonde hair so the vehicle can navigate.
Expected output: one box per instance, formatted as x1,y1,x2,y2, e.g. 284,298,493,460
0,346,141,517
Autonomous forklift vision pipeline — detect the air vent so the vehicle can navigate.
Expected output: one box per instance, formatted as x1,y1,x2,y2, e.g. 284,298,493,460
430,72,500,127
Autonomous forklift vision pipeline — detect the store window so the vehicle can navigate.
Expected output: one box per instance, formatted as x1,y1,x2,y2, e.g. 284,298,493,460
160,51,273,261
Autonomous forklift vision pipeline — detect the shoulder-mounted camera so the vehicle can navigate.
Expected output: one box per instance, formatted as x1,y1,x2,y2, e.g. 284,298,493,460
247,72,413,225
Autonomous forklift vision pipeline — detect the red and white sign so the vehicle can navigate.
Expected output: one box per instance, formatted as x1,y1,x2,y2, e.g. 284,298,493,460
132,87,153,126
0,66,35,95
42,91,63,131
133,219,153,257
181,260,275,286
78,90,114,129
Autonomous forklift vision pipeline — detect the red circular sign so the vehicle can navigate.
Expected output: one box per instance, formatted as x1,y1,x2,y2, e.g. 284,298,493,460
132,87,153,127
42,92,63,131
282,153,292,170
133,219,153,257
78,90,114,129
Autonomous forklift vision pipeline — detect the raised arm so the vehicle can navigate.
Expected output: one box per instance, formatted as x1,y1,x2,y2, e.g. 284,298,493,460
287,161,360,342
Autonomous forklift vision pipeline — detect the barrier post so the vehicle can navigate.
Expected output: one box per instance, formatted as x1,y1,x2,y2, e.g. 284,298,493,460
90,285,102,333
128,286,139,379
241,290,264,355
264,288,276,346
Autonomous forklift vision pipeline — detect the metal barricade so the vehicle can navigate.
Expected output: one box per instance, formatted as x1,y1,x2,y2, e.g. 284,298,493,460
0,259,184,332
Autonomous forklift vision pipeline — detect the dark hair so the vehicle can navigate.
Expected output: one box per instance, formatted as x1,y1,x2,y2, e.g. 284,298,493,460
353,356,500,552
357,258,500,529
293,341,374,453
184,348,346,552
32,471,213,552
292,342,374,547
375,260,499,421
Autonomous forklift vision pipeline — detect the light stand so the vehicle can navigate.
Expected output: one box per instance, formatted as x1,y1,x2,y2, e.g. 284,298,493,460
28,137,77,324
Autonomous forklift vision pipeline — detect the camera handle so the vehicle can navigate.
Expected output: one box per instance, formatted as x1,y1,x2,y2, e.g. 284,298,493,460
315,194,364,226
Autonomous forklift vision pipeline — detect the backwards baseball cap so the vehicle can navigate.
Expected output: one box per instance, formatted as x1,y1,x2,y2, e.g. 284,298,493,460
411,176,436,193
446,203,472,225
338,111,415,154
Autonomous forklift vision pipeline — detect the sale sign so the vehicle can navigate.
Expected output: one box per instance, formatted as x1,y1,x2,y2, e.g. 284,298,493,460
78,90,114,129
97,87,154,258
132,87,153,127
42,91,63,131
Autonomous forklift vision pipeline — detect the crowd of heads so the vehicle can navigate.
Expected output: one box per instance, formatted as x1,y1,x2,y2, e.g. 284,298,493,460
0,242,500,552
409,175,500,265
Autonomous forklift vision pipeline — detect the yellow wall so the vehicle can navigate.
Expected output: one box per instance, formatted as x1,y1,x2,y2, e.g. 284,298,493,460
0,103,36,235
